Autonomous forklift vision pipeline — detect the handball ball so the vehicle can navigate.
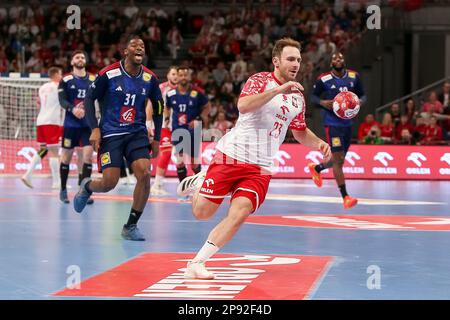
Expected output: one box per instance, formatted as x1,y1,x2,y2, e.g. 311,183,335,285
332,91,360,119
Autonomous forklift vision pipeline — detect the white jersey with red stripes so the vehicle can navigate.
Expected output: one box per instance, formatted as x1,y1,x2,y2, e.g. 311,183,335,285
215,72,307,169
36,81,63,126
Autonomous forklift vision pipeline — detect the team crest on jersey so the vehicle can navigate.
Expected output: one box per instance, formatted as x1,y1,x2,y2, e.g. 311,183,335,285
63,138,72,148
190,90,198,98
100,152,111,166
321,74,332,82
89,74,96,81
120,107,136,123
167,89,176,97
331,137,342,147
143,72,152,82
348,72,356,78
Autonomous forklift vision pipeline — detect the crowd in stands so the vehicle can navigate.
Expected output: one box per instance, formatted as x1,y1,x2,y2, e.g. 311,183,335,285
0,0,369,141
358,81,450,145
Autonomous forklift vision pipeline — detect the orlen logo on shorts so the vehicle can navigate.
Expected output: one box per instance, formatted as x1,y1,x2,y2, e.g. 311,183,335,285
440,153,450,175
406,152,430,175
372,151,397,174
343,151,364,174
120,107,136,124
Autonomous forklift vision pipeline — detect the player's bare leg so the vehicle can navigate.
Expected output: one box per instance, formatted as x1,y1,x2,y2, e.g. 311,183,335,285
331,151,357,209
21,143,51,188
59,148,74,203
130,158,151,212
185,196,253,279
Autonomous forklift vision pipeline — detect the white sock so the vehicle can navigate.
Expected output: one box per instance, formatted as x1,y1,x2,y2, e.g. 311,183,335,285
24,154,41,178
192,240,219,263
49,157,59,183
154,174,163,187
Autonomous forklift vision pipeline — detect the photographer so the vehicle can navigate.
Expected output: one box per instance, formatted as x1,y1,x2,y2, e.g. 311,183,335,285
363,126,383,145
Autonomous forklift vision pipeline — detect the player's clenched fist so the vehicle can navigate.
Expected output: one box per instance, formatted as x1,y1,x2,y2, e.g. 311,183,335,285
277,81,304,94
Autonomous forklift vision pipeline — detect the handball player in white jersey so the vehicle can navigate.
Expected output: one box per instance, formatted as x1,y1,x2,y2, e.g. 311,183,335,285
21,67,63,189
177,38,331,279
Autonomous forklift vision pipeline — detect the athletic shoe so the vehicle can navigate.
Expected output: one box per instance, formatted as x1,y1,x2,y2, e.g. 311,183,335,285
177,171,206,196
184,261,215,279
73,178,92,213
343,195,358,209
151,184,169,196
21,176,33,188
59,189,69,204
307,162,322,188
87,197,94,205
121,224,145,241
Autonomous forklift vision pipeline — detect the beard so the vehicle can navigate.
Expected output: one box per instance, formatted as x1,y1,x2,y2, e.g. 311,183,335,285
332,64,345,72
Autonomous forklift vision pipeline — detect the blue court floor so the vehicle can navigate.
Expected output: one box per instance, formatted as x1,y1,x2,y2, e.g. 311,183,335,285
0,177,449,299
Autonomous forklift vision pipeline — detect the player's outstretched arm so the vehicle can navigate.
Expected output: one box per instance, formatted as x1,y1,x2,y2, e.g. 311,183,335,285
238,81,304,114
293,128,331,162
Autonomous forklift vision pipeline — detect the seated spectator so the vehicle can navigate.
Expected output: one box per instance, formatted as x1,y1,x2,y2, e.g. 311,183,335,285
212,61,229,87
379,112,394,143
421,91,444,115
420,116,443,145
438,81,449,109
389,103,402,127
218,44,235,68
404,98,417,123
246,25,262,50
395,114,415,141
413,116,428,143
230,64,246,94
230,53,247,75
358,114,380,143
212,111,233,136
259,35,274,62
197,66,211,87
396,128,414,145
363,126,383,145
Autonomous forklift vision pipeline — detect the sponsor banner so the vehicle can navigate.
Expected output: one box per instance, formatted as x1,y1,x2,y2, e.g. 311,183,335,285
1,140,449,179
246,215,450,231
53,253,332,300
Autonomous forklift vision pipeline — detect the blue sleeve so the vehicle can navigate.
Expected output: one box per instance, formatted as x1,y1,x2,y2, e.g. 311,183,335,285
58,80,74,111
354,75,367,105
148,78,164,141
311,79,324,106
85,73,108,130
165,93,171,109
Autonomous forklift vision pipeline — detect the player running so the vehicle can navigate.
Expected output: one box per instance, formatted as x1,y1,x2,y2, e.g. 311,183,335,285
58,50,96,204
177,38,331,279
21,66,63,189
73,36,163,241
164,66,210,200
309,52,366,209
151,66,178,196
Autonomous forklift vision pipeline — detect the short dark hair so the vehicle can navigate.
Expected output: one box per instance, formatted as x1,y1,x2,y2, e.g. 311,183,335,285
71,50,86,60
127,34,143,44
168,65,178,73
47,66,61,78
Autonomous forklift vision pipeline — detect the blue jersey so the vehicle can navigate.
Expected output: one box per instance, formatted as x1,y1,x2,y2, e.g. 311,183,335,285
312,70,365,127
85,61,163,138
58,73,96,128
166,88,208,131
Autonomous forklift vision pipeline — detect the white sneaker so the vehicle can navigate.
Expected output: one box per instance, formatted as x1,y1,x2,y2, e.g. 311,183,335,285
151,184,169,196
177,171,206,196
51,181,61,189
184,261,215,279
21,176,33,188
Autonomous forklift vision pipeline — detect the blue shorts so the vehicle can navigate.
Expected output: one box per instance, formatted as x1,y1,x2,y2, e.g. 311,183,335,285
98,131,150,171
62,127,91,149
325,126,352,154
171,127,201,158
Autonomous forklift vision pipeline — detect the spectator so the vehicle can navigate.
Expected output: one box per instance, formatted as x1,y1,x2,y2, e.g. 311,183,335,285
413,116,428,143
358,114,379,143
124,0,138,19
395,114,415,141
421,91,444,115
397,128,414,145
438,81,449,108
197,65,211,87
363,126,383,145
212,61,229,87
389,103,402,127
318,35,336,57
25,51,43,73
212,111,233,136
248,51,267,73
147,20,162,56
46,31,61,51
230,64,246,94
404,98,417,123
259,35,274,62
379,112,394,143
421,116,443,145
230,53,247,75
246,25,262,50
218,44,235,67
167,25,183,61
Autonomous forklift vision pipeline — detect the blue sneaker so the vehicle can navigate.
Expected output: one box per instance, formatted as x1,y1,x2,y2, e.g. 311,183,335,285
121,224,145,241
87,198,94,205
59,189,69,204
73,178,92,213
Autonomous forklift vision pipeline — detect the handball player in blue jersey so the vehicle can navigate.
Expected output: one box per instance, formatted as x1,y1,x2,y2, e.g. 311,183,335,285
58,50,96,204
310,53,366,209
164,67,210,199
74,36,164,241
